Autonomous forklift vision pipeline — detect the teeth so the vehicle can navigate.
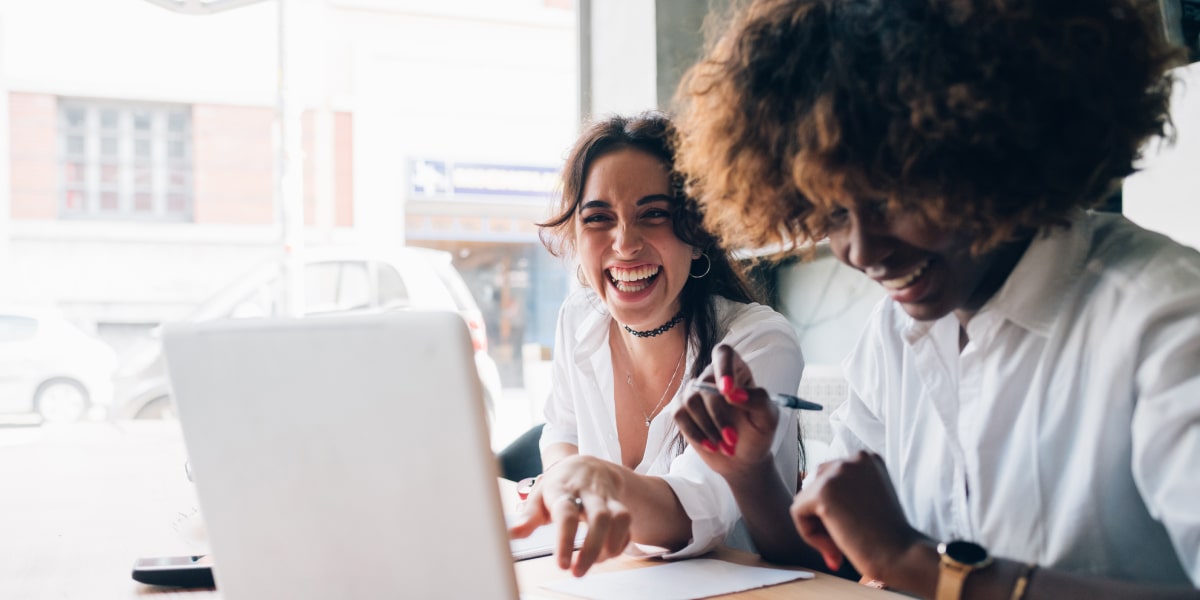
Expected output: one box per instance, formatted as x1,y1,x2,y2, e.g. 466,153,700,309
880,259,929,290
608,265,660,282
608,265,660,293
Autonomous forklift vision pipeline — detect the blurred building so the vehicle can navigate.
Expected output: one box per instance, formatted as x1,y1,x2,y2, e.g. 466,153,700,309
0,0,577,383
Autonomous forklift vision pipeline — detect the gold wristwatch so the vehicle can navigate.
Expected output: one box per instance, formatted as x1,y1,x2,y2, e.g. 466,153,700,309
936,540,993,600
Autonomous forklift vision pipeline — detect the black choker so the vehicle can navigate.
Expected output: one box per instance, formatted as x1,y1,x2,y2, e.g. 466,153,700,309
623,311,685,338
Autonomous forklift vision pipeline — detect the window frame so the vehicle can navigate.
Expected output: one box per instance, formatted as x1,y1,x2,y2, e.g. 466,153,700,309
57,98,194,222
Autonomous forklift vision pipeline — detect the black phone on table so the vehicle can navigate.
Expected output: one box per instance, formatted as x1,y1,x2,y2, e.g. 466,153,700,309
131,555,215,588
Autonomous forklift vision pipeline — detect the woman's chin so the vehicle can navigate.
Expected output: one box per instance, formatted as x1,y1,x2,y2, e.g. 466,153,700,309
605,277,679,327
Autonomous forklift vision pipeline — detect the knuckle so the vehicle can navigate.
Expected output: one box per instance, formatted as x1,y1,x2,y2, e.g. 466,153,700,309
683,394,705,411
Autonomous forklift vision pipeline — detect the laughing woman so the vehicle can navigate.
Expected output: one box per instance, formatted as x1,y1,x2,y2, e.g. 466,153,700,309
671,0,1200,598
509,113,803,576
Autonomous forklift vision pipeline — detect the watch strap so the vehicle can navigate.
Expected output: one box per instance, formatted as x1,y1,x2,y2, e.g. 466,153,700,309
936,558,971,600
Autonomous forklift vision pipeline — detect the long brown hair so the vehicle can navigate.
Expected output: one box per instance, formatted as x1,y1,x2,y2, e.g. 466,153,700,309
539,112,759,380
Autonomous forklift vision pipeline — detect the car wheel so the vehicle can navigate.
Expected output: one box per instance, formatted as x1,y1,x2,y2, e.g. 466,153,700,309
34,379,90,423
134,396,176,420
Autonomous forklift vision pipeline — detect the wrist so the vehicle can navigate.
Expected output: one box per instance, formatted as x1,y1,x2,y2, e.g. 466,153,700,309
721,456,779,489
884,538,940,598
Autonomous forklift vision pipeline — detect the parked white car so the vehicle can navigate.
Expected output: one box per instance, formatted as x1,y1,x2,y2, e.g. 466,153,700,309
0,308,117,422
112,247,504,421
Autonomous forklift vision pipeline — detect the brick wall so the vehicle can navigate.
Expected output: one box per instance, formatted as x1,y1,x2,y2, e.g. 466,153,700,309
8,92,57,219
300,109,355,228
192,104,274,224
334,111,354,227
8,97,353,227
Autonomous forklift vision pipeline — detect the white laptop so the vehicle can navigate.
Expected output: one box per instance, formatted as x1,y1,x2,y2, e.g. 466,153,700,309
163,311,520,600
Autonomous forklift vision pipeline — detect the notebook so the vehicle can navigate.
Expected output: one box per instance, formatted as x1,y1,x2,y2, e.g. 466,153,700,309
163,311,519,600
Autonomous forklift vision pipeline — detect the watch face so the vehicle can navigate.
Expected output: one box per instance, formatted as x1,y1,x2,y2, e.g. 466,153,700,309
944,541,989,566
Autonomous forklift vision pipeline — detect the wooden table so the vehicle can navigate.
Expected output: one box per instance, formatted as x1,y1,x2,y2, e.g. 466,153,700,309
0,421,901,599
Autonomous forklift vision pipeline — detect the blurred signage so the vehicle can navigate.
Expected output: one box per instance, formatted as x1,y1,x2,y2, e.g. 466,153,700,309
409,159,559,203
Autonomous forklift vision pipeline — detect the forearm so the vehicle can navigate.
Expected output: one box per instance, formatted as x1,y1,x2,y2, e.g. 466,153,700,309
618,469,693,550
724,459,826,568
887,542,1200,600
540,442,578,473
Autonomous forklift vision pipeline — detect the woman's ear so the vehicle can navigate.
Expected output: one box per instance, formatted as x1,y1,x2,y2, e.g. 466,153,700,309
692,246,703,259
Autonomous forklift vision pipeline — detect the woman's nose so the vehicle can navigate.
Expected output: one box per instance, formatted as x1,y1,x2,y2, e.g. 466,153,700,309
844,217,892,273
612,223,643,256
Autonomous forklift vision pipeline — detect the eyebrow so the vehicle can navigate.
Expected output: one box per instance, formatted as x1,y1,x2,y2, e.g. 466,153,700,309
580,194,673,211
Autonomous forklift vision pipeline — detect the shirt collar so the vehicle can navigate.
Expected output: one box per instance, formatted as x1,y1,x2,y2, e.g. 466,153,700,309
575,288,613,355
899,209,1093,342
985,210,1091,336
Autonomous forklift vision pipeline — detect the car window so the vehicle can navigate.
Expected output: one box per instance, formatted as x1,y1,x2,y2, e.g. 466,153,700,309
0,316,39,342
305,261,370,314
376,262,410,308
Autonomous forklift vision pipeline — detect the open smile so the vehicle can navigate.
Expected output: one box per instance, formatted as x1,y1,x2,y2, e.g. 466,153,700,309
879,257,931,291
607,265,661,293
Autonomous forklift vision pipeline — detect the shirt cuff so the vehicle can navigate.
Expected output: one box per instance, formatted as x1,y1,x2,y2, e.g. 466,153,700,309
641,472,735,559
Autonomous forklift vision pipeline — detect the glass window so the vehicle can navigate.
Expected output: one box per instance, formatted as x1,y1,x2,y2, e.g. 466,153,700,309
376,263,409,308
64,108,85,129
57,99,192,221
0,316,39,342
304,262,340,312
100,109,119,129
305,261,370,314
337,263,371,311
167,112,186,133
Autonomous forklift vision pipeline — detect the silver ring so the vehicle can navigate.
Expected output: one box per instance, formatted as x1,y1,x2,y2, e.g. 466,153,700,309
554,494,583,511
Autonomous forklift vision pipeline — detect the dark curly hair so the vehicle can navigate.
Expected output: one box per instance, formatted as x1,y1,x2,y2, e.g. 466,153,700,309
539,112,758,380
675,0,1182,254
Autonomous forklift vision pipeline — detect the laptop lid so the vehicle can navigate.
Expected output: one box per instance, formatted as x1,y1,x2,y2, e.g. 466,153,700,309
163,311,518,600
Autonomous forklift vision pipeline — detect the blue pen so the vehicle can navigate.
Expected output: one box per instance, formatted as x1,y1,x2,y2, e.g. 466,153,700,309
691,381,823,411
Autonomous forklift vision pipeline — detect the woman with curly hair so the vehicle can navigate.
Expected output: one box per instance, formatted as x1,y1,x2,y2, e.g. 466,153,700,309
509,112,804,577
671,0,1200,598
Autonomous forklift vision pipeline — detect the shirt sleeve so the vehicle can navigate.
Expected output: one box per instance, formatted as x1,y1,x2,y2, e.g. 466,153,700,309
1129,259,1200,586
811,300,891,487
539,299,580,450
657,306,804,558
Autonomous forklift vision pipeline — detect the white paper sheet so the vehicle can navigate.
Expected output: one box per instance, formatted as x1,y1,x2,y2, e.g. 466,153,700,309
540,558,813,600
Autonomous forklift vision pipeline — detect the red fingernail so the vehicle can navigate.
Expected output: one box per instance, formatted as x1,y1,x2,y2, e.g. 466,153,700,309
701,440,719,453
720,441,736,456
722,427,738,446
730,388,749,404
719,376,734,395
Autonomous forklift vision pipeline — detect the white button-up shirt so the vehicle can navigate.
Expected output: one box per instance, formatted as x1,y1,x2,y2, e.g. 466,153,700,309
543,288,803,557
830,211,1200,586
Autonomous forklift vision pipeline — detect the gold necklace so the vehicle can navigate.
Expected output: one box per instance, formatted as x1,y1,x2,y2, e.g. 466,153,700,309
631,345,687,428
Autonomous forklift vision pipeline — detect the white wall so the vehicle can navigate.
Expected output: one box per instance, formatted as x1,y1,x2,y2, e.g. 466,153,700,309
0,0,277,106
775,252,883,367
1124,62,1200,251
587,0,658,117
347,6,577,248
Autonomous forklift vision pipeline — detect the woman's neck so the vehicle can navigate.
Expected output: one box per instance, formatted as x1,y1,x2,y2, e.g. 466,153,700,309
611,319,689,370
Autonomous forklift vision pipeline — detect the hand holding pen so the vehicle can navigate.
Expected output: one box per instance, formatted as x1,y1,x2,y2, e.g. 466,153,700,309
673,344,812,466
689,382,823,411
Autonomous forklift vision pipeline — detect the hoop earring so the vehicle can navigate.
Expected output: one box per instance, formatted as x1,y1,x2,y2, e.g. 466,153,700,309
689,253,711,279
577,265,589,287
